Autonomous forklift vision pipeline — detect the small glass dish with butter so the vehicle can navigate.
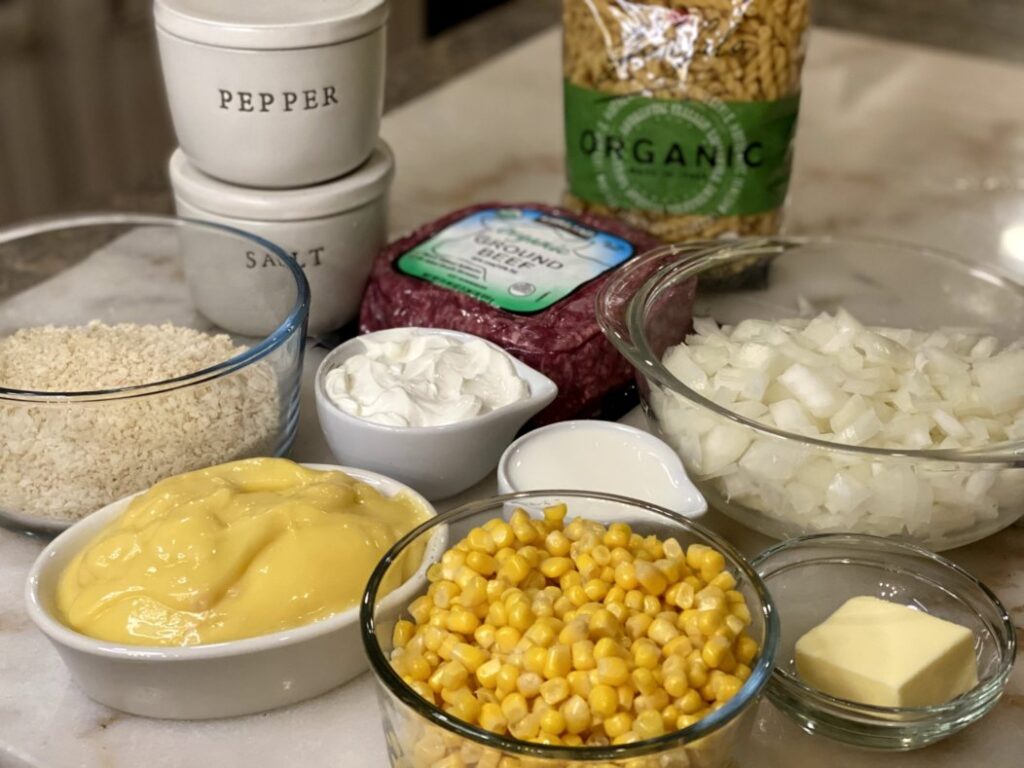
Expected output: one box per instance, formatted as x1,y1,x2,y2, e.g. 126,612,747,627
752,534,1016,750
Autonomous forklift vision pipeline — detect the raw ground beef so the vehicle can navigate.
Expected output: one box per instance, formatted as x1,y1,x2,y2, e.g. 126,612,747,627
359,203,664,423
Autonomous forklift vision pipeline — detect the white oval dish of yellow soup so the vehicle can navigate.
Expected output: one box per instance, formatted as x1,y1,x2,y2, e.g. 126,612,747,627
57,458,432,646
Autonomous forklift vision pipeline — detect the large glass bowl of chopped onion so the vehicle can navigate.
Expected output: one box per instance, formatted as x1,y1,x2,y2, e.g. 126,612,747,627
361,491,778,767
597,237,1024,551
0,214,309,533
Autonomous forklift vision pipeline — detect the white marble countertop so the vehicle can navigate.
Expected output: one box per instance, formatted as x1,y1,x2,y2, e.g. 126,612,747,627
2,26,1023,768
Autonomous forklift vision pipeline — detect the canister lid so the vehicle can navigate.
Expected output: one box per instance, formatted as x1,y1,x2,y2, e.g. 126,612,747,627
155,0,389,49
169,141,395,221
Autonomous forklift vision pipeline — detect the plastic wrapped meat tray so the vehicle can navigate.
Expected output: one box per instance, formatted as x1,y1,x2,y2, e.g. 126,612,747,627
359,203,676,423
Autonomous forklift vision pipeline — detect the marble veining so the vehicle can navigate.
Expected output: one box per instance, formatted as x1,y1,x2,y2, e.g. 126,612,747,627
1,27,1023,768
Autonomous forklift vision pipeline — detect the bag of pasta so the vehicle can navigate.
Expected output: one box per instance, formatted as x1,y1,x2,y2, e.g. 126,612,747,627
563,0,810,280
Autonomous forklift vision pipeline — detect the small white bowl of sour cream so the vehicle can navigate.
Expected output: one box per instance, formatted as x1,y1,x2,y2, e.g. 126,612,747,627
497,420,707,520
315,328,558,500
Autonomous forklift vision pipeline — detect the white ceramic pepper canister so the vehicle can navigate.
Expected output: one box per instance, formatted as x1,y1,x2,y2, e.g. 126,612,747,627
155,0,388,188
170,141,394,337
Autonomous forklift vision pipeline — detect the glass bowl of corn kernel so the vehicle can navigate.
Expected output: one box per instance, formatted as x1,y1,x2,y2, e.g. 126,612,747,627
360,491,778,768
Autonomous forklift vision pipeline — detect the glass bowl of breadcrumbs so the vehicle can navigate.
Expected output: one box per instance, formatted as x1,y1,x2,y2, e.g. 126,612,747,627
0,214,309,533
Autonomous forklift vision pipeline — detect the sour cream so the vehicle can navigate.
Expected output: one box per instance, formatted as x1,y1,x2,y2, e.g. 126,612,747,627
323,329,530,427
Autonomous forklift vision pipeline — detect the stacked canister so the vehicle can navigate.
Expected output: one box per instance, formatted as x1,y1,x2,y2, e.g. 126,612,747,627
154,0,394,335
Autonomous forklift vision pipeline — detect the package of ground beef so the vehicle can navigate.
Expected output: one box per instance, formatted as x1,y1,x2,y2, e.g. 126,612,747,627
359,203,664,423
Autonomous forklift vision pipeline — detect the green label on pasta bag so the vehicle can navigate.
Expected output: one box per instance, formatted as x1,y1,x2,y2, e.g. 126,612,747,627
564,82,800,216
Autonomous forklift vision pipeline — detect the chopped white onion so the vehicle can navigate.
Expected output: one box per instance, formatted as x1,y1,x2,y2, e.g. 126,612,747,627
652,311,1024,547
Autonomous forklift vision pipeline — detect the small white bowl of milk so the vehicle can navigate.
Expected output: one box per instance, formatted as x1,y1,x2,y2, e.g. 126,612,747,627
497,420,707,519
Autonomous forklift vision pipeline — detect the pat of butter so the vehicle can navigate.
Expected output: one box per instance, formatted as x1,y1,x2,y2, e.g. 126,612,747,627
795,596,978,708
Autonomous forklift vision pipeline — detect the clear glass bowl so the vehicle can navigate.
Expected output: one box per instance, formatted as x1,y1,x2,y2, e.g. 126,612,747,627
0,214,309,534
360,490,779,768
596,236,1024,551
751,534,1016,750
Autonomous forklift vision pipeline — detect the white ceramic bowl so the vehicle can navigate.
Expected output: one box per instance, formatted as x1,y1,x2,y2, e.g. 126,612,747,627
155,0,387,187
496,420,707,522
315,329,559,500
24,464,446,720
171,143,394,337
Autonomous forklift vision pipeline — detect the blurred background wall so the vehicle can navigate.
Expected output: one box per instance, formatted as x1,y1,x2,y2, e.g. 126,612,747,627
0,0,1021,226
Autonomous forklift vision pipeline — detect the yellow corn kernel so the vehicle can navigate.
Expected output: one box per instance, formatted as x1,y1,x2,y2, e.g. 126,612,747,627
544,503,567,526
558,618,588,646
393,620,415,649
685,543,710,570
701,636,734,671
602,711,633,739
734,663,751,682
633,710,665,739
661,652,685,679
606,601,627,623
696,585,726,612
509,711,540,741
715,674,743,703
699,550,726,582
663,635,693,659
565,639,594,671
588,683,617,718
593,636,621,661
540,557,573,579
524,645,547,675
631,667,658,695
566,584,589,607
479,702,508,734
543,529,571,558
422,625,445,652
731,601,752,625
500,692,529,724
589,609,621,640
440,660,469,690
604,523,632,549
677,688,703,714
624,589,644,612
496,662,520,693
544,644,572,679
642,595,662,617
433,753,466,768
687,659,709,689
499,554,530,585
540,677,571,706
446,608,480,635
676,713,701,730
493,626,520,654
507,602,534,632
605,585,627,605
632,638,660,669
673,582,696,611
696,609,723,636
634,689,669,713
709,570,736,592
581,578,609,602
553,595,575,618
517,672,543,698
472,623,497,649
538,707,566,735
488,520,515,549
451,643,488,673
613,561,638,590
448,689,481,723
526,620,558,649
408,595,433,625
656,557,680,582
664,673,689,699
567,669,592,698
560,694,590,734
596,656,629,686
467,527,496,555
406,656,431,681
476,657,502,689
662,704,680,725
634,560,669,596
647,617,680,647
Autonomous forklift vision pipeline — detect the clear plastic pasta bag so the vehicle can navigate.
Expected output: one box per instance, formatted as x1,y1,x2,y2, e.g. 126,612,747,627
563,0,810,278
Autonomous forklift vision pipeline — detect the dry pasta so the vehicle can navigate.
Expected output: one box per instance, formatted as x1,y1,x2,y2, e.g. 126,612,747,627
562,0,810,278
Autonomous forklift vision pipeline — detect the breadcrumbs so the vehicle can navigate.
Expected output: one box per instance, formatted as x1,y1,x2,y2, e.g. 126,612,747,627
0,321,280,523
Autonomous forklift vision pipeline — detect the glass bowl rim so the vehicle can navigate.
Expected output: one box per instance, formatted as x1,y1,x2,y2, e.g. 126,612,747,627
0,212,310,402
360,489,780,761
751,532,1017,723
596,234,1024,464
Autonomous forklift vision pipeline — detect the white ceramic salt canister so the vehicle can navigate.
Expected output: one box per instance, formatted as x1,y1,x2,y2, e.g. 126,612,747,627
171,142,394,337
155,0,388,188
